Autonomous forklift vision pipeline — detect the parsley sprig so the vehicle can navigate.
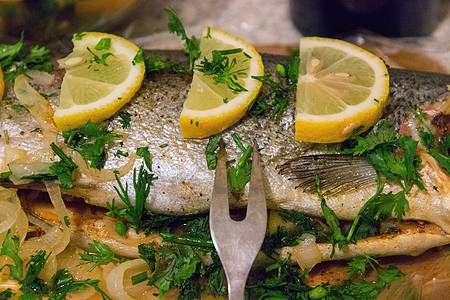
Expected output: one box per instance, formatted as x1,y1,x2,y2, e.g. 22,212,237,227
412,109,450,172
341,121,426,243
62,120,121,170
0,230,23,280
165,8,201,73
0,33,53,82
79,240,125,272
250,53,299,121
196,48,249,93
246,255,403,299
137,216,226,299
227,133,253,191
316,176,348,258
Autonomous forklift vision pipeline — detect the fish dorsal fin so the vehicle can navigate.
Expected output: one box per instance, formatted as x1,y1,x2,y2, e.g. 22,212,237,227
277,155,377,194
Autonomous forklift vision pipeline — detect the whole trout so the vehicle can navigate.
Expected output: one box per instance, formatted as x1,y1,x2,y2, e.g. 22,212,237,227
0,50,449,234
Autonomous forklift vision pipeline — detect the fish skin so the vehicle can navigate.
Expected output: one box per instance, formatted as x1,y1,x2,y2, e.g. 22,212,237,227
0,50,449,232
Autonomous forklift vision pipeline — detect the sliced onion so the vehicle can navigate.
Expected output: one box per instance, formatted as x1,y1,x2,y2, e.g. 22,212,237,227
285,233,323,271
0,188,21,234
43,181,71,254
14,74,57,157
73,152,137,183
26,70,55,86
8,161,53,178
57,246,101,299
106,259,148,300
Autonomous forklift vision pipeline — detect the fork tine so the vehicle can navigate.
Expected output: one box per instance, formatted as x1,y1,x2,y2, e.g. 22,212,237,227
210,139,267,300
246,140,267,226
210,139,229,222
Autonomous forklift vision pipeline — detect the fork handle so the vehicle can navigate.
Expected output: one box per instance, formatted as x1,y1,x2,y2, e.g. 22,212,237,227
227,275,246,300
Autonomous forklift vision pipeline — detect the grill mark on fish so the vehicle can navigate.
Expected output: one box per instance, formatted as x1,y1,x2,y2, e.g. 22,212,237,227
1,50,449,233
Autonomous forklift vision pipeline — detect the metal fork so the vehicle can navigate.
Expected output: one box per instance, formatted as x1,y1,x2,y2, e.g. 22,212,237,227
209,140,267,300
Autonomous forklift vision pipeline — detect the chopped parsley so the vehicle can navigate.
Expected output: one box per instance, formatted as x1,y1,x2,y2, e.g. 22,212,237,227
87,47,114,66
159,143,168,148
196,48,248,93
49,268,111,300
12,104,28,110
338,120,428,243
205,134,222,170
62,120,121,170
118,111,132,128
250,53,299,121
19,250,51,298
165,8,201,73
0,230,23,280
64,216,70,227
0,33,53,82
204,27,212,39
145,57,186,73
95,38,111,51
79,240,125,272
133,47,145,66
246,256,403,299
137,216,226,299
73,32,86,40
227,133,252,191
114,149,129,158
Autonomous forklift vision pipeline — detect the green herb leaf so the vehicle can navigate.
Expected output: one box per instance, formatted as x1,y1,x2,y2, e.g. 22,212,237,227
73,32,86,40
0,230,23,280
49,142,78,189
62,120,120,170
164,8,201,73
0,289,13,299
138,243,157,272
0,33,53,82
48,268,111,300
118,111,132,129
64,216,70,227
316,176,347,258
205,134,221,170
95,38,111,51
87,47,114,66
133,47,145,66
79,240,125,272
145,57,186,73
136,146,152,170
19,250,51,297
347,254,379,277
112,148,157,233
196,49,248,93
147,245,202,298
114,149,129,158
227,134,252,191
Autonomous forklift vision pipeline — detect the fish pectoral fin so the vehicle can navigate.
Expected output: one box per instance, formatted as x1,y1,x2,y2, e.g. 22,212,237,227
277,154,377,194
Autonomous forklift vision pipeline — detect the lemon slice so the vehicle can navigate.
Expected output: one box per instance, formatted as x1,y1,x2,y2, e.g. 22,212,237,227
295,37,389,143
53,32,145,131
180,27,263,138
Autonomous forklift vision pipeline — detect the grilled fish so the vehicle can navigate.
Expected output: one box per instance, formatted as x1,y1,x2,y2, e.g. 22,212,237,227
1,50,449,236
